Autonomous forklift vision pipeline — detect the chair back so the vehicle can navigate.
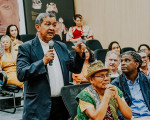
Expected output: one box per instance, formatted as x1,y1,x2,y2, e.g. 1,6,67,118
20,34,36,43
65,42,75,51
61,83,90,118
0,35,2,40
121,47,136,53
85,40,103,51
53,34,61,41
94,49,107,63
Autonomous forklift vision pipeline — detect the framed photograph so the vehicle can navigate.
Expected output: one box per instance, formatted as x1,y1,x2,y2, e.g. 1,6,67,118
23,0,75,35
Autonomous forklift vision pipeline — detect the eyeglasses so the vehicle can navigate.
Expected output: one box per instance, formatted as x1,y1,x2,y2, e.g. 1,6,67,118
94,73,110,79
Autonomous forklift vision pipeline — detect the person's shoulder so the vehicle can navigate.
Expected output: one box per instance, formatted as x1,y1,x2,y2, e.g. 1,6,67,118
19,38,36,49
139,72,150,83
83,25,90,29
55,41,66,46
111,76,120,85
55,41,67,49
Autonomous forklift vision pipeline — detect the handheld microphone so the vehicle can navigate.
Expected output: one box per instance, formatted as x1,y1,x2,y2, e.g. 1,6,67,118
49,40,54,65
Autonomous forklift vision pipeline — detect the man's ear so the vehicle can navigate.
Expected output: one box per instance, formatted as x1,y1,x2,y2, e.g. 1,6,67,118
135,62,140,69
89,76,94,84
35,24,40,32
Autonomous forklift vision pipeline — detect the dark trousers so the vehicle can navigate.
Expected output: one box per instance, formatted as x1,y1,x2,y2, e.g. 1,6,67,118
49,97,69,120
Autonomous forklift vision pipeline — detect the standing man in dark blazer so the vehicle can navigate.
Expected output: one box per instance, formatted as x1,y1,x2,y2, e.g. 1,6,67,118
17,12,86,120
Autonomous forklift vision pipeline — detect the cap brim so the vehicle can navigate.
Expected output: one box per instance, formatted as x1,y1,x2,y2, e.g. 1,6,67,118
86,68,111,80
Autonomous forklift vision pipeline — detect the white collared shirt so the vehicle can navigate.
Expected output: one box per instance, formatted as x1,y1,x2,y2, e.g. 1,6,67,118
39,38,64,97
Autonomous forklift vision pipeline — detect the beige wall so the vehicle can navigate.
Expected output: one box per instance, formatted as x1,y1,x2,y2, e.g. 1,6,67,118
74,0,150,50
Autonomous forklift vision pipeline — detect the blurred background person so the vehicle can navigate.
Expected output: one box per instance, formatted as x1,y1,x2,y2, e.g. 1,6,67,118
138,50,150,76
138,44,150,66
0,35,23,88
66,14,93,45
108,41,121,55
6,24,23,55
0,0,20,35
72,47,95,84
105,50,121,79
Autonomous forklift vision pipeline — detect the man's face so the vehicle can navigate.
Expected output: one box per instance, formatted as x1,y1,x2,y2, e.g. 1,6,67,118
35,17,56,43
0,0,19,35
90,70,110,89
121,55,139,74
105,53,120,72
138,52,149,67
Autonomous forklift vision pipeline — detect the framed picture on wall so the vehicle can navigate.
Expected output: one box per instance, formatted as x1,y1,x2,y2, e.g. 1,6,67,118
23,0,75,39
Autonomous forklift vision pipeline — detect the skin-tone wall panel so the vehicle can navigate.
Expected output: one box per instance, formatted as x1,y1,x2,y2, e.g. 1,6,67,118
74,0,150,50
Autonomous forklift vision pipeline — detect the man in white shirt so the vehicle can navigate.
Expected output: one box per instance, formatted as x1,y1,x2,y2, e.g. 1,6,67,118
17,12,86,120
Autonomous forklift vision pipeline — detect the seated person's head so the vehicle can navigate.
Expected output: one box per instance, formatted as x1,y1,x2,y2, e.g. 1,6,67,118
6,24,20,40
105,50,120,73
137,50,149,68
108,41,121,54
85,47,95,63
86,61,111,89
0,35,12,52
74,14,83,27
120,51,142,75
138,44,150,60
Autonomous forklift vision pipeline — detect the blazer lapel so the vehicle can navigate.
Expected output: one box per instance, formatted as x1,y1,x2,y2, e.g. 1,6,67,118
139,74,149,108
54,42,64,71
32,36,44,61
122,75,132,101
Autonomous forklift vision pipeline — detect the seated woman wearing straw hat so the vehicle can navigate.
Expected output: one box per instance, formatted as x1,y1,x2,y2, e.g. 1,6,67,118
75,61,132,120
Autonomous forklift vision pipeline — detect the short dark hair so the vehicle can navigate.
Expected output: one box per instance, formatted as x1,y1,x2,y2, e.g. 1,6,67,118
35,12,56,25
6,24,21,40
108,41,121,53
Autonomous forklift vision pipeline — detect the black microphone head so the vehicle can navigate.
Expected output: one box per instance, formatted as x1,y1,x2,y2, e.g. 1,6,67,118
49,40,54,49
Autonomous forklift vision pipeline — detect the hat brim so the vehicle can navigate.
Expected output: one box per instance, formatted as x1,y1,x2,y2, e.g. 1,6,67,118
86,68,111,80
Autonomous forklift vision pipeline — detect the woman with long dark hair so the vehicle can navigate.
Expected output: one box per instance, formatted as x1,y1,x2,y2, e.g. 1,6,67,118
6,24,23,55
108,41,121,55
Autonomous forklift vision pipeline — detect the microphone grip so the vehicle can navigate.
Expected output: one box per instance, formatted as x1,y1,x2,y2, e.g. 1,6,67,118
49,46,53,66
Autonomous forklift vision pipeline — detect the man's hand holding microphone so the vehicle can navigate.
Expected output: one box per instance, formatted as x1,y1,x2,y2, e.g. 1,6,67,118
43,41,86,65
43,40,54,66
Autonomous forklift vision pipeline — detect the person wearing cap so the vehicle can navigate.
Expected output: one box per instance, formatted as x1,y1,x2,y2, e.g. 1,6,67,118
75,60,132,120
111,51,150,119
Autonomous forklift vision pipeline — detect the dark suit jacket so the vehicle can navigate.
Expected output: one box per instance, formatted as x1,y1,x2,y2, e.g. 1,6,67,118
111,73,150,119
17,36,85,120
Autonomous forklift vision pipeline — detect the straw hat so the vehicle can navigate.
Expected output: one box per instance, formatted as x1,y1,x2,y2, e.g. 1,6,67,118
86,60,110,80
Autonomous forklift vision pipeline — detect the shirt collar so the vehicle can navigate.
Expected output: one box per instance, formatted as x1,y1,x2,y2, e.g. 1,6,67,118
39,36,53,46
124,73,140,85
